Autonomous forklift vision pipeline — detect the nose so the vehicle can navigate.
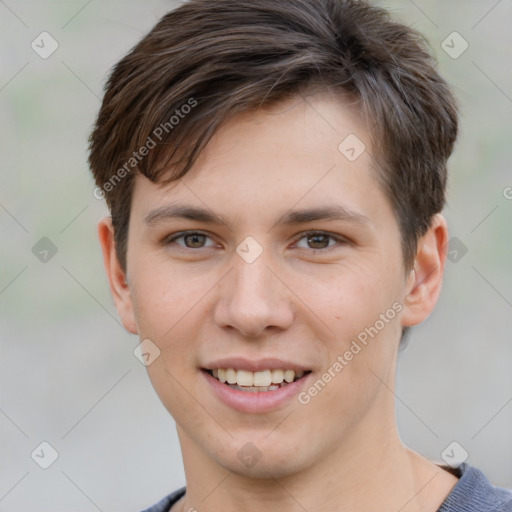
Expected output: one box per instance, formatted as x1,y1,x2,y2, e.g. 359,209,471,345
213,252,294,338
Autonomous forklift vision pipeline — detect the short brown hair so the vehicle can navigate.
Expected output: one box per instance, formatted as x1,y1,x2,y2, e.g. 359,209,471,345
88,0,458,271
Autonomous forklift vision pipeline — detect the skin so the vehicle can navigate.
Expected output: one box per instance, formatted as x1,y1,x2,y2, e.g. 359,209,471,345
99,92,458,512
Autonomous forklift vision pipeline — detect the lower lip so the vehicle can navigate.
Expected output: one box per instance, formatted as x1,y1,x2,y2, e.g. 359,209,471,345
201,370,312,414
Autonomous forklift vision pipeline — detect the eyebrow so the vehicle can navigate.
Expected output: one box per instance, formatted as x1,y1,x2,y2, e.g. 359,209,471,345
144,204,231,227
143,203,370,228
273,205,370,228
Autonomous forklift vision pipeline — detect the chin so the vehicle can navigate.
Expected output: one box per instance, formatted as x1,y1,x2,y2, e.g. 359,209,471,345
218,453,303,480
208,435,312,480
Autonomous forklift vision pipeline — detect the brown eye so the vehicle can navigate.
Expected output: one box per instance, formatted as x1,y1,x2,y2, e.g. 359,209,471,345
294,231,346,251
183,233,207,248
306,233,330,249
165,231,216,249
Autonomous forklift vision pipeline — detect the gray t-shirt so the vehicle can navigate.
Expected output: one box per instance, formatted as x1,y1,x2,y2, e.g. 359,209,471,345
141,463,512,512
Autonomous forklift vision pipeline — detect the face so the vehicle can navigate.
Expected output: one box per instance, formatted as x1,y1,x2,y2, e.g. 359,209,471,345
101,91,442,480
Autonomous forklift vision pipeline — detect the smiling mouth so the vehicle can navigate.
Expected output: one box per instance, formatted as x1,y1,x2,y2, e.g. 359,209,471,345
203,368,312,392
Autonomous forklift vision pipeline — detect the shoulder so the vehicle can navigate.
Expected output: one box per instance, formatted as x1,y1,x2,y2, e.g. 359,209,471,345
138,467,512,512
438,463,512,512
140,487,186,512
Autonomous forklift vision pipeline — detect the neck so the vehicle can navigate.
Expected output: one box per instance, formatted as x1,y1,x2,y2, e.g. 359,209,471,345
175,408,457,512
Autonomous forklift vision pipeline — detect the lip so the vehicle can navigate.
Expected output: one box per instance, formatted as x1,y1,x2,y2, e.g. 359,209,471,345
201,368,313,414
202,357,311,372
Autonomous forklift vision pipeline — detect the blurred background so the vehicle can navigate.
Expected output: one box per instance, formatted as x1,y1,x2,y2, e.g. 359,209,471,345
0,0,511,510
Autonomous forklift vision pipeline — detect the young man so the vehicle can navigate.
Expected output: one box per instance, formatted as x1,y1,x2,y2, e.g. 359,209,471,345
88,1,512,511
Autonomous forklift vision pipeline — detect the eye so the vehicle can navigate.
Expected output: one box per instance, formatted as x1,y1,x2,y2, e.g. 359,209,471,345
164,231,217,249
294,231,346,251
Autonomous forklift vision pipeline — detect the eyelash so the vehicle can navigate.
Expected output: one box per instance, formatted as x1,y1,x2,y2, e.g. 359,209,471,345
163,230,348,252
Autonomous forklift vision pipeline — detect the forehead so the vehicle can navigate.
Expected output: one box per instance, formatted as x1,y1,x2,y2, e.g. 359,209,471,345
130,92,391,228
187,92,370,178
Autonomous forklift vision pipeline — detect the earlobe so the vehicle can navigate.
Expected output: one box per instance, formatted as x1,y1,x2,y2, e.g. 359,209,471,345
97,217,138,334
401,214,449,327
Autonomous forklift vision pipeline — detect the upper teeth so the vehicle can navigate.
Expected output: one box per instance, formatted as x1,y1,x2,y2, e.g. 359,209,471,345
212,368,304,387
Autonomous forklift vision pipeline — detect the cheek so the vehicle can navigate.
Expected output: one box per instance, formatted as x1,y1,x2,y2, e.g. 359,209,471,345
130,260,212,340
300,257,402,338
128,264,214,407
302,260,403,395
299,289,401,440
131,265,210,417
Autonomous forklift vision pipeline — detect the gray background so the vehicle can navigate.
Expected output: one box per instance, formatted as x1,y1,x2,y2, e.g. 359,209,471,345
0,0,511,510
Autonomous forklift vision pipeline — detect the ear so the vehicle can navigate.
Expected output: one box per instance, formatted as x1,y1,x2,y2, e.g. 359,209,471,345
97,217,138,334
401,214,449,327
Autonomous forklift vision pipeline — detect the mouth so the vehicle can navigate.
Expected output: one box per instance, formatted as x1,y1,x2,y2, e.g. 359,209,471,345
202,368,312,393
